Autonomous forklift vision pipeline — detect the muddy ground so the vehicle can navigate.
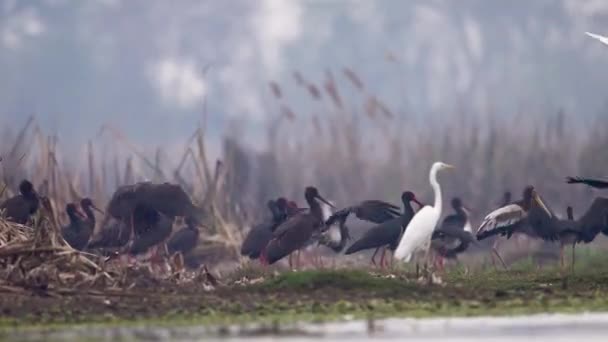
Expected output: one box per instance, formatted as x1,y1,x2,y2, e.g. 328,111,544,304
1,266,608,328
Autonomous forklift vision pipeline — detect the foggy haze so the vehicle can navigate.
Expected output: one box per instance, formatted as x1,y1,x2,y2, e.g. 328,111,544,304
1,0,608,154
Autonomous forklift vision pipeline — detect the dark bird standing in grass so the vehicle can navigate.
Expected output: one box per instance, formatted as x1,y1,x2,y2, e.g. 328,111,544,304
240,198,298,260
261,187,334,267
0,180,39,224
344,191,423,268
79,197,103,241
62,203,90,251
167,217,200,256
431,197,478,270
566,177,608,189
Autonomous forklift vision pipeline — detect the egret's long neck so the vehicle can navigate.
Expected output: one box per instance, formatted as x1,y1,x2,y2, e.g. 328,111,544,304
430,167,442,212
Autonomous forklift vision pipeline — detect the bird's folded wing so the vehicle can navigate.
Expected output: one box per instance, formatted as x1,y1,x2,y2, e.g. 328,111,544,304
477,204,526,235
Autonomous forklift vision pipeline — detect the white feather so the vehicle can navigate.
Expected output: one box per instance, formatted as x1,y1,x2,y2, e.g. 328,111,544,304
463,219,473,233
586,32,608,46
393,205,440,261
394,161,453,262
320,200,334,222
477,204,525,234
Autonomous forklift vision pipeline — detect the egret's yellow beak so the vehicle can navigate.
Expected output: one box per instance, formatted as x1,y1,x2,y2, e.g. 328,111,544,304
443,164,455,170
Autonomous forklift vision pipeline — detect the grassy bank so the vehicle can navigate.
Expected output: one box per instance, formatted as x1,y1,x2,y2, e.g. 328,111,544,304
2,263,608,330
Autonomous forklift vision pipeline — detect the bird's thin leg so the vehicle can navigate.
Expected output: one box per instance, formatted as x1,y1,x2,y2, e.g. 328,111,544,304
288,253,293,269
370,248,379,267
560,242,565,270
492,246,508,270
379,247,386,270
296,249,301,270
571,243,576,273
423,247,431,275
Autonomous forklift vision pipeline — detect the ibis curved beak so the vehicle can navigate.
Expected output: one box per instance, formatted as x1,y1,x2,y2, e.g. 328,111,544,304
316,194,336,209
91,204,105,215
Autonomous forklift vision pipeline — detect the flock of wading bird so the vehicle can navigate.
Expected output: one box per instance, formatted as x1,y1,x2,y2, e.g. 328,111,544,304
2,161,608,275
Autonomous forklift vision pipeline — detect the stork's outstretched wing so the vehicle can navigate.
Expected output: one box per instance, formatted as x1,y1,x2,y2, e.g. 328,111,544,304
566,177,608,189
325,200,400,226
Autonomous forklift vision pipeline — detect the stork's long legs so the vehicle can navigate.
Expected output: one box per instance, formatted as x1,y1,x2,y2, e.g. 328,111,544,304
571,243,576,273
560,242,565,269
379,248,387,270
370,247,380,267
491,246,508,270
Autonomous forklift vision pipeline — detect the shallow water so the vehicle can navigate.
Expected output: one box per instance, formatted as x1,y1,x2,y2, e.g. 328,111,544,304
4,312,608,341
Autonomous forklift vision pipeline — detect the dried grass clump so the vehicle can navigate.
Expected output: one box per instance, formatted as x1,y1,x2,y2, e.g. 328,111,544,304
0,209,113,292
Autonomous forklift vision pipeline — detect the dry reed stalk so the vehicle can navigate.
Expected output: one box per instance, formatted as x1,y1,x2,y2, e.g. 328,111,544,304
306,83,322,100
99,125,165,179
88,140,96,195
293,71,305,86
268,81,282,99
343,67,364,91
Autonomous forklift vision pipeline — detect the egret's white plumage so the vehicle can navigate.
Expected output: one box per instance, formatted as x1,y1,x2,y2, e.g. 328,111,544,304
394,162,454,262
586,32,608,46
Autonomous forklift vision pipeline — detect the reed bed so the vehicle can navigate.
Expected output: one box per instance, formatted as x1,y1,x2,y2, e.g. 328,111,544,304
0,67,607,272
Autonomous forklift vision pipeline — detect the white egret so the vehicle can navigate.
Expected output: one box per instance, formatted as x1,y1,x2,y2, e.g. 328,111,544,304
394,162,454,263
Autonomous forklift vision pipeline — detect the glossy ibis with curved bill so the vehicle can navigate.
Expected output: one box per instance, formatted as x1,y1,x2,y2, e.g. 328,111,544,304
566,176,608,189
261,186,335,267
103,182,205,226
344,191,423,268
167,217,200,256
240,198,297,260
80,197,103,234
431,197,477,271
62,203,90,251
394,162,454,270
394,162,454,268
0,179,39,225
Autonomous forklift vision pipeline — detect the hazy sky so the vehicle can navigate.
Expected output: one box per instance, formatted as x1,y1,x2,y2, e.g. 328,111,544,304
2,0,608,155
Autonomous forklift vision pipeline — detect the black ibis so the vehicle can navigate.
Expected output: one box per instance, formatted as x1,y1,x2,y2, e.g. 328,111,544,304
0,179,39,224
431,197,477,270
394,162,454,265
129,202,174,257
344,191,422,268
80,197,103,236
62,203,90,251
167,217,200,256
261,186,334,267
566,176,608,189
240,198,296,260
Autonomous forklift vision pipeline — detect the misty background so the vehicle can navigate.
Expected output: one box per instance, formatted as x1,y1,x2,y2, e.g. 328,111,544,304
1,0,608,225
